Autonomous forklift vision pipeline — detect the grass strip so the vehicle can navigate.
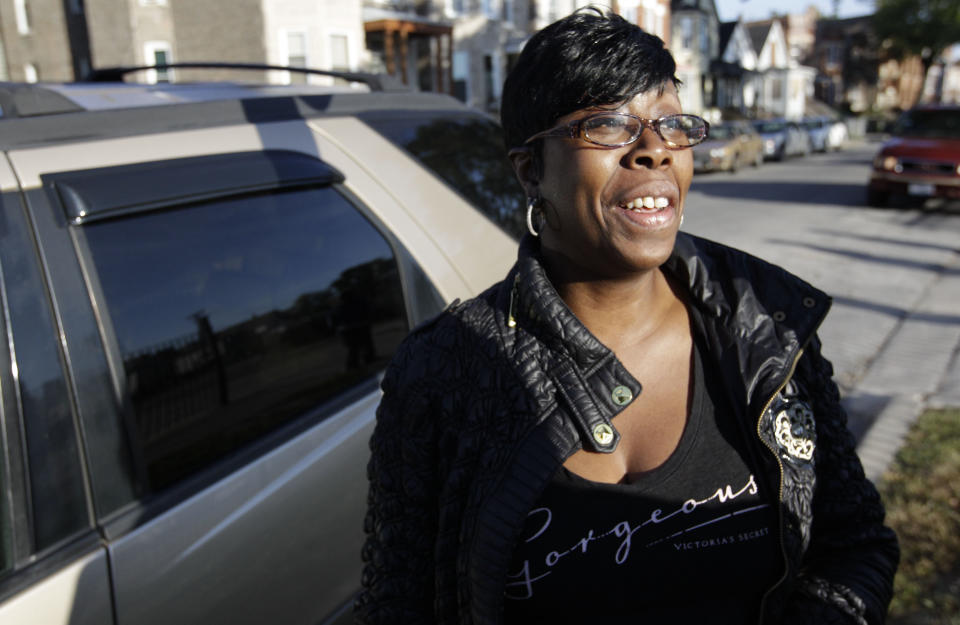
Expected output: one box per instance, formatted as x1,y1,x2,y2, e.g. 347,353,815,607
878,407,960,624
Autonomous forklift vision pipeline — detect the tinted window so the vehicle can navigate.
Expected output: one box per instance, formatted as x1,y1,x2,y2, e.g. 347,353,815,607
83,187,408,492
363,112,525,240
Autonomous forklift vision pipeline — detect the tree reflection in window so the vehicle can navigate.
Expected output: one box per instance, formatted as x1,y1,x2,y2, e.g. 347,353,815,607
363,112,525,240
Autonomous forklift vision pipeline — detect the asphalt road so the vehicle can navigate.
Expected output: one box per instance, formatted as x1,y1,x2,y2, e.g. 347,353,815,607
683,139,960,481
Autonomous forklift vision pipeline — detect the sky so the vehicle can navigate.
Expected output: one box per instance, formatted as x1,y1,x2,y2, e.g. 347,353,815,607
715,0,874,22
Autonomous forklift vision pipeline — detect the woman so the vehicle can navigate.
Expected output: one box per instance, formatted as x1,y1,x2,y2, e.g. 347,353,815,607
356,9,898,625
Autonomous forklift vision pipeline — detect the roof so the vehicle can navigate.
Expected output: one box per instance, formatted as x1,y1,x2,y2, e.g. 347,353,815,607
718,20,738,57
746,21,772,53
0,84,472,150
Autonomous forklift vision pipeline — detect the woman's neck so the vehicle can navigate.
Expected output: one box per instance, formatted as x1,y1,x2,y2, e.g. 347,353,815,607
546,263,682,353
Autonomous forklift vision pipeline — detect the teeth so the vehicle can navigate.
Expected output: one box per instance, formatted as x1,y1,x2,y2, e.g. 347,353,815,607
623,196,669,211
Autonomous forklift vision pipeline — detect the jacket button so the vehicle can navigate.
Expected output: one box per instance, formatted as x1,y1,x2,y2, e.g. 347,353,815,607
611,385,633,406
802,297,816,308
593,423,615,446
773,311,787,322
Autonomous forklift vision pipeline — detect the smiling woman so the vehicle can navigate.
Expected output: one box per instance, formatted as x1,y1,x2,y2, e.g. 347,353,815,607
356,8,899,625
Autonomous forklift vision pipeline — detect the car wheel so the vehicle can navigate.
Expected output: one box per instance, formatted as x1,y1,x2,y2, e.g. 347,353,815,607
866,188,888,207
729,155,739,173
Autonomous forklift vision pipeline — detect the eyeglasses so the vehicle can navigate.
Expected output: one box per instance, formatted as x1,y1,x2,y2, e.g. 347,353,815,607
523,112,710,149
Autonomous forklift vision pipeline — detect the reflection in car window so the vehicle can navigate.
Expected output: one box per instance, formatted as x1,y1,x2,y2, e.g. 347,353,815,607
83,188,408,492
363,112,525,240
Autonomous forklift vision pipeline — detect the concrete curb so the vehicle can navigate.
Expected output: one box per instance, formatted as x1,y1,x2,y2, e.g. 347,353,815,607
850,247,960,483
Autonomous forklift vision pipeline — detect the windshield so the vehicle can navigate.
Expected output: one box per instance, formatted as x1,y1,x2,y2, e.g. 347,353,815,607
893,110,960,139
755,121,786,133
707,125,734,140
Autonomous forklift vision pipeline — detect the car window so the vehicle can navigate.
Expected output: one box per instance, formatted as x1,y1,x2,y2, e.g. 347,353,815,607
893,109,960,139
755,121,786,133
709,125,734,140
81,187,408,492
361,111,525,241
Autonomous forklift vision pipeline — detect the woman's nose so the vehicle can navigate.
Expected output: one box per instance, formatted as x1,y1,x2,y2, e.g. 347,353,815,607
623,129,671,169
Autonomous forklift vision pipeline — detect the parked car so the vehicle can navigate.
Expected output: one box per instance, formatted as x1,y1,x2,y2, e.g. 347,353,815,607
826,117,848,151
801,116,832,152
692,120,764,173
753,118,811,160
0,66,521,624
866,104,960,206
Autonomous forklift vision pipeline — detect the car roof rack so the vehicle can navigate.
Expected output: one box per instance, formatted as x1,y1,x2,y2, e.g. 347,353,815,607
84,62,408,92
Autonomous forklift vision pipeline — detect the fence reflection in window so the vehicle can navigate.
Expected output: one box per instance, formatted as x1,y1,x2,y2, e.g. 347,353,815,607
83,187,408,492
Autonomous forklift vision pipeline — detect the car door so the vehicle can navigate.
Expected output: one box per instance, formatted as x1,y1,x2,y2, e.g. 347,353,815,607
0,148,114,623
5,116,458,625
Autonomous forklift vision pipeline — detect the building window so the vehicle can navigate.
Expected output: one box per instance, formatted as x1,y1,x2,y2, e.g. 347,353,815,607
772,76,783,100
827,43,841,67
619,0,638,25
24,63,38,83
15,0,30,35
699,19,709,53
502,0,514,24
484,0,498,20
453,50,470,103
282,31,308,84
681,17,692,49
69,0,84,14
446,0,465,17
329,34,349,72
144,41,173,83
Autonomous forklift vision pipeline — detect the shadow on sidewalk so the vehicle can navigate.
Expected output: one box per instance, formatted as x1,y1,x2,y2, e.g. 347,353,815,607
766,238,960,277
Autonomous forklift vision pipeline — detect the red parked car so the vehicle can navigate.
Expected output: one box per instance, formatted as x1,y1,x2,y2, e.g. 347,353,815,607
867,105,960,206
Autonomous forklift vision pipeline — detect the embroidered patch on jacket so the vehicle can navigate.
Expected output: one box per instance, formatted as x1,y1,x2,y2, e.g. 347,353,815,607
774,401,816,462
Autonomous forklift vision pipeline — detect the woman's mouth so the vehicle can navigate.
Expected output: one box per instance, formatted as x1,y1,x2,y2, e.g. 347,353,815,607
616,195,677,228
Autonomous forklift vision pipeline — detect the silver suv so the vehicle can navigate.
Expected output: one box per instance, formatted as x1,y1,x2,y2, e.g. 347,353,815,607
0,68,520,624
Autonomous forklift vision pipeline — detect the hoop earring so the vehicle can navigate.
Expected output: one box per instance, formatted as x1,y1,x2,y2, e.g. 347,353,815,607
680,213,685,228
526,196,544,237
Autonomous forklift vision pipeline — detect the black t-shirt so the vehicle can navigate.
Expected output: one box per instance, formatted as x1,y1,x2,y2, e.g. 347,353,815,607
503,341,781,624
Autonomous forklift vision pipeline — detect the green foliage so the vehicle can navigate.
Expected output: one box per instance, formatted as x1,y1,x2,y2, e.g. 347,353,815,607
873,0,960,64
879,408,960,623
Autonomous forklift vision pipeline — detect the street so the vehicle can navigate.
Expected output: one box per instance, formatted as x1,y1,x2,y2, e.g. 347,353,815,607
683,140,960,480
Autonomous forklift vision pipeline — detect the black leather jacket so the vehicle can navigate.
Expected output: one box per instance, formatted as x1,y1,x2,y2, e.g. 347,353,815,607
356,233,898,625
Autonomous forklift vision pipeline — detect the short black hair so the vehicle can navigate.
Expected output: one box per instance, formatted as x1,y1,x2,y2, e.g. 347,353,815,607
501,7,679,156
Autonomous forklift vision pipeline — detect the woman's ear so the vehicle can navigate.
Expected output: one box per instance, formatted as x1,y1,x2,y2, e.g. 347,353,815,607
508,147,539,198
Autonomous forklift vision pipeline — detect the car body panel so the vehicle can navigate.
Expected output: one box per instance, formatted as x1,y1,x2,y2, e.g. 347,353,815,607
0,550,112,625
108,391,378,625
307,116,516,299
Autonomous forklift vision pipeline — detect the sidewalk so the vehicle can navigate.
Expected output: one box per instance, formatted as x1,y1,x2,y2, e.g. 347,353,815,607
844,247,960,483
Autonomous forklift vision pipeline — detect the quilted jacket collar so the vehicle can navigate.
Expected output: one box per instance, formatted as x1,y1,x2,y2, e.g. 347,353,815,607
511,232,831,406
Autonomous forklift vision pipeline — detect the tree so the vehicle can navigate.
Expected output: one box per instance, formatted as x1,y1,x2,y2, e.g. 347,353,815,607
873,0,960,103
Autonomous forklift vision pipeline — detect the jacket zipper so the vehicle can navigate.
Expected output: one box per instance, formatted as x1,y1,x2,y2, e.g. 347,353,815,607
755,347,804,625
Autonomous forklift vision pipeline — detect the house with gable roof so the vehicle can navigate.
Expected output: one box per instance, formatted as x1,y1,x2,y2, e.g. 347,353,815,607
711,18,760,118
746,16,814,119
